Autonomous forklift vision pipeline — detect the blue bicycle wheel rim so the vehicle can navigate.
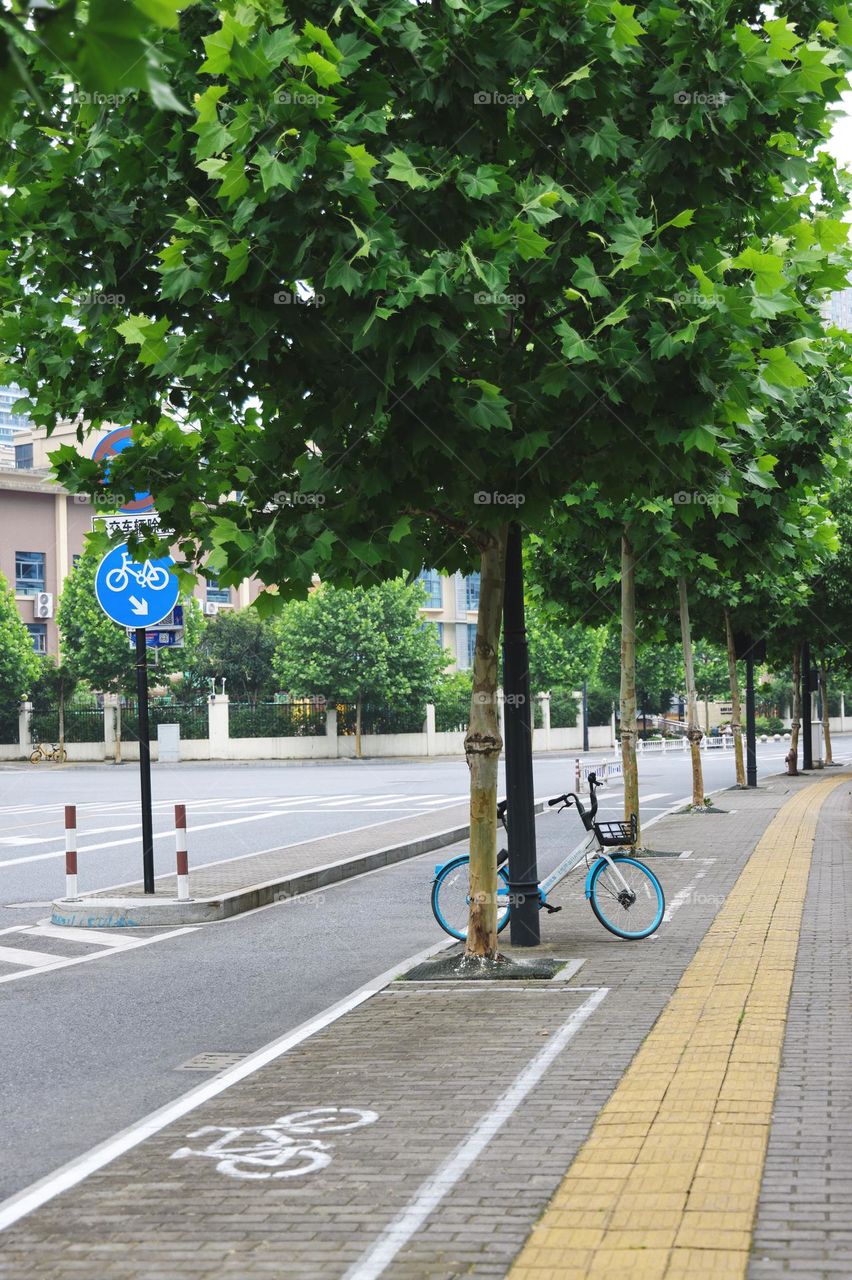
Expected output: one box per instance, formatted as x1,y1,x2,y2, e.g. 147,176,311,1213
589,856,664,939
432,860,511,940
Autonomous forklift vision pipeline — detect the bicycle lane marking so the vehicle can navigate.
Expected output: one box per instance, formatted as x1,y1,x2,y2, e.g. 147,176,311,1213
343,986,609,1280
0,936,455,1232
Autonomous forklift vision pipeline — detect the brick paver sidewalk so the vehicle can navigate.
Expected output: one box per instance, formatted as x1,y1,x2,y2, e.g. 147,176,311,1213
3,771,849,1279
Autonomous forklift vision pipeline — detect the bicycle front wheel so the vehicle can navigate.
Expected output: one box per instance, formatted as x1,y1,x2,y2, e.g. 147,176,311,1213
588,855,665,940
431,857,511,940
29,748,42,765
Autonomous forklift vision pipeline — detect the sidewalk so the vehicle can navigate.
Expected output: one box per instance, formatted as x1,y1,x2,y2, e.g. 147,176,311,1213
4,770,849,1278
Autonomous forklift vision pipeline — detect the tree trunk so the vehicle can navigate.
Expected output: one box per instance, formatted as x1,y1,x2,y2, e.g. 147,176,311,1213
789,645,801,771
724,610,746,787
355,693,362,760
678,574,705,808
58,682,66,756
819,662,833,765
620,534,640,846
114,699,122,765
464,526,508,959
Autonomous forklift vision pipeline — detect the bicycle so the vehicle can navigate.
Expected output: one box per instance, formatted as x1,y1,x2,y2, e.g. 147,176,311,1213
431,772,665,941
29,741,67,764
105,551,171,593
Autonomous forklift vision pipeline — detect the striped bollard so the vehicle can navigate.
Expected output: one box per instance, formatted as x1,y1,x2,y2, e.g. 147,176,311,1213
175,804,190,901
574,757,581,791
65,805,78,898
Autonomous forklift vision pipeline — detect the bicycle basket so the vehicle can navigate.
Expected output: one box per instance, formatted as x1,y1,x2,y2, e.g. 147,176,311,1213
593,815,637,847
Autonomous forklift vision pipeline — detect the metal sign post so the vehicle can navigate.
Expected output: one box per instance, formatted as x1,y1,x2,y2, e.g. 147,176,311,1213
801,640,813,770
135,627,155,894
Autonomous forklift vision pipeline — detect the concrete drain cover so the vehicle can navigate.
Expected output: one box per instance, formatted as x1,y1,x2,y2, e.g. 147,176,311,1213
176,1052,247,1072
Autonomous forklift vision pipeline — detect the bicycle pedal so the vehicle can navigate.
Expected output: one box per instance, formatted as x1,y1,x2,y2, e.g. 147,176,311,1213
542,903,562,914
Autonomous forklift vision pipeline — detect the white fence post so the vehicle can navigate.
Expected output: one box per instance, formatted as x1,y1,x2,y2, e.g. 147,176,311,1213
325,704,339,758
425,703,436,757
19,701,32,759
208,694,230,759
539,693,551,752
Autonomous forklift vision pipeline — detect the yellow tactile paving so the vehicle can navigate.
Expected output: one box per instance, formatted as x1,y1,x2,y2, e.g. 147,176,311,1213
508,776,846,1279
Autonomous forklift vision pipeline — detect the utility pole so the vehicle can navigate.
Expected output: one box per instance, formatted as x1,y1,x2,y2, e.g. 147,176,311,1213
135,628,155,894
802,639,813,770
745,651,757,788
502,522,540,946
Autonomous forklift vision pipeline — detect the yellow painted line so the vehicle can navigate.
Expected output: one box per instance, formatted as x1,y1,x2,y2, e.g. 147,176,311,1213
508,776,846,1280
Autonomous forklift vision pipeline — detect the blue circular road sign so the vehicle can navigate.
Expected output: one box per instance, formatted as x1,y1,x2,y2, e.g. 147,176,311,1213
95,543,180,628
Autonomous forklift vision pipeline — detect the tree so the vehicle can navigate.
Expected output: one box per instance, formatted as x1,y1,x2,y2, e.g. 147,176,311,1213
5,2,851,956
0,1,189,124
273,579,447,756
525,607,605,694
198,609,276,705
30,658,78,753
0,573,40,738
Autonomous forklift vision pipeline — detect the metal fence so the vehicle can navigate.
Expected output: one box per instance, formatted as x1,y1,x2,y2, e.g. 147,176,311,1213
122,700,209,741
337,703,426,736
230,701,326,738
0,705,19,745
30,700,104,744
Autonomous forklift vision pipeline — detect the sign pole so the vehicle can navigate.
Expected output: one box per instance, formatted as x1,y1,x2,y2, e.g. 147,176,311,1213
135,627,155,894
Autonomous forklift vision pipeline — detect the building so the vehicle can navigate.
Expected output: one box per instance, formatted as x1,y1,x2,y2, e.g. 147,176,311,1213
0,384,31,453
821,286,852,329
417,568,480,670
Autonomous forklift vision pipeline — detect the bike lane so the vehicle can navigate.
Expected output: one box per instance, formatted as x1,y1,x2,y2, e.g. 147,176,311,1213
0,772,840,1279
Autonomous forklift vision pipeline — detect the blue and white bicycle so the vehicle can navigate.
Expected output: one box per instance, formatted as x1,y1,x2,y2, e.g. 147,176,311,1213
431,772,665,942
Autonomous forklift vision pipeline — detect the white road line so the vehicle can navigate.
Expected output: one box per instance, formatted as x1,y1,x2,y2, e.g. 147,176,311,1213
0,935,454,1232
0,927,198,987
344,988,609,1280
25,923,132,948
0,944,60,968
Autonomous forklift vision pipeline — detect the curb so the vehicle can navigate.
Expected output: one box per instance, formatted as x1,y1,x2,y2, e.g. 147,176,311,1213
50,801,549,928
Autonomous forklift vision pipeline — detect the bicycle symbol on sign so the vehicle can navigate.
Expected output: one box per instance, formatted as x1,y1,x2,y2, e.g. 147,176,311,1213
170,1106,379,1181
105,551,172,593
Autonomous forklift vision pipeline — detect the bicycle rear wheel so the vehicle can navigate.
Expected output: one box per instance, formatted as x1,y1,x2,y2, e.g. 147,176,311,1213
588,855,664,940
431,857,511,940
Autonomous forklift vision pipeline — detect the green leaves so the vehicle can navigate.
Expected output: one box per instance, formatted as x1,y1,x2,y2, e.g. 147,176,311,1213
116,314,171,365
760,347,809,390
608,2,646,48
385,148,432,189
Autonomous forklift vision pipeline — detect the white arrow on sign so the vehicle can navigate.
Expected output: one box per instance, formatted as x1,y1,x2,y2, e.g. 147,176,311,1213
129,596,149,617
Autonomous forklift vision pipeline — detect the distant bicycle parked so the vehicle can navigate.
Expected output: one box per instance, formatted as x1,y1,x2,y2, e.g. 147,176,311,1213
29,741,67,764
431,772,665,942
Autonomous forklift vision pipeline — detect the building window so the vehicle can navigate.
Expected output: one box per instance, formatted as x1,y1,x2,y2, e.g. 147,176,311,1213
206,577,231,605
26,623,47,654
418,568,443,609
465,572,480,612
15,551,45,595
467,623,477,667
14,442,33,469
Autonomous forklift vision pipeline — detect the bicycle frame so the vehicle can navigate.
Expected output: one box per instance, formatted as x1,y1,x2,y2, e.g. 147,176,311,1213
535,830,635,907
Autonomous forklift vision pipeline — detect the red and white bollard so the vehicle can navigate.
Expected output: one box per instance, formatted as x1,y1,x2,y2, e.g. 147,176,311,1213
65,804,78,898
175,804,190,901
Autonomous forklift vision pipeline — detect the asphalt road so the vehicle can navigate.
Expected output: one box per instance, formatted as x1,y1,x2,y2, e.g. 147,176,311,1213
0,739,842,1205
0,739,816,927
